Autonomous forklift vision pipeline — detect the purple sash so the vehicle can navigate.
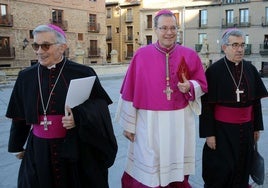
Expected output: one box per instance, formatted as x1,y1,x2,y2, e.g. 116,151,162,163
33,115,66,138
214,105,253,124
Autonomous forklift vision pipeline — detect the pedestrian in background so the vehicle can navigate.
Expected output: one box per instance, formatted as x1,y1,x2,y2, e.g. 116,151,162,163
6,24,117,188
116,9,207,188
199,29,268,187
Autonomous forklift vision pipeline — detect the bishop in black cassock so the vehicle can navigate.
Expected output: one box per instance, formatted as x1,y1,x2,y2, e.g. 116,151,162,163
6,58,118,188
199,57,268,187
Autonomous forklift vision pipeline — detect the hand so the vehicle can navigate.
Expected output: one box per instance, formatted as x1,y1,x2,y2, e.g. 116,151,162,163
177,73,190,93
206,136,216,150
62,106,76,129
16,151,25,159
254,131,260,143
123,130,135,142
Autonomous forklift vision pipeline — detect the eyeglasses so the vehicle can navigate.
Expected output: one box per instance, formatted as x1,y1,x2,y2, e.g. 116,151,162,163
226,43,246,49
31,43,58,51
157,26,178,33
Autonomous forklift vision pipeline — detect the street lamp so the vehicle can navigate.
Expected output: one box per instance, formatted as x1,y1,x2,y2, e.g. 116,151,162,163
22,38,29,50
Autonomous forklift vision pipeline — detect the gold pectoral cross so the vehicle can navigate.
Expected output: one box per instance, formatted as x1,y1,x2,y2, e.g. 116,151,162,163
236,88,244,102
163,86,173,100
40,115,52,131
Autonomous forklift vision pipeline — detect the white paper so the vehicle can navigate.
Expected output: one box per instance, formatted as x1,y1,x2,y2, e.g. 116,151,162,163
65,76,96,115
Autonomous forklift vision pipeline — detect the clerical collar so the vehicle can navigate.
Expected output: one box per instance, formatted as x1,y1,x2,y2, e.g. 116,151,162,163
225,56,241,66
47,64,56,69
40,56,65,70
155,41,176,53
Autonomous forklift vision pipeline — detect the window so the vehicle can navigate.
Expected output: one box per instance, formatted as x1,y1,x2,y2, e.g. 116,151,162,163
126,44,133,58
199,9,207,27
0,4,7,16
0,36,9,49
90,40,97,49
245,34,249,44
264,7,268,25
29,30,33,39
127,26,133,41
0,4,8,25
226,9,234,25
89,14,97,31
244,34,251,54
107,43,112,59
225,0,235,3
198,33,207,44
107,8,111,19
146,35,152,45
147,15,152,29
52,9,63,24
195,33,207,52
177,31,183,44
107,26,112,40
89,40,99,56
174,13,180,27
240,9,249,22
78,33,83,41
126,8,132,22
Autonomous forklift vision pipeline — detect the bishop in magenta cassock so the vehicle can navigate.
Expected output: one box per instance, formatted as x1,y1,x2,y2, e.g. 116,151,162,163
116,9,207,188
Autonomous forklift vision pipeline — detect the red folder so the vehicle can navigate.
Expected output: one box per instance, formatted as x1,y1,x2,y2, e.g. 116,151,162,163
177,56,190,82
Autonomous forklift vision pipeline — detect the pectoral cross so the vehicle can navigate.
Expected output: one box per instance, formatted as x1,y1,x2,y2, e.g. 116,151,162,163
163,86,173,100
236,88,244,102
40,115,52,131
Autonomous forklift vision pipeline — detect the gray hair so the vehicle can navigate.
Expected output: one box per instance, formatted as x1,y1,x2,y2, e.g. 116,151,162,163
32,24,67,44
153,12,177,28
221,29,245,45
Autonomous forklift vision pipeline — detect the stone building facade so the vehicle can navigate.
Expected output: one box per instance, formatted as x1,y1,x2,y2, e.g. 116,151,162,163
106,0,141,63
0,0,107,70
106,0,268,72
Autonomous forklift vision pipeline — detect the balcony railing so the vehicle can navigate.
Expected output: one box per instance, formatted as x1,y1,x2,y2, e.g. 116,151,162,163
88,23,100,33
222,17,238,28
259,44,268,55
0,47,15,59
106,35,112,41
0,14,13,27
238,17,251,27
124,35,133,42
88,47,100,57
49,19,68,31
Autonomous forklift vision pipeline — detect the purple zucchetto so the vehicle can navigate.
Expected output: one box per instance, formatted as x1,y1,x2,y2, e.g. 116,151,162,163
155,9,174,17
47,24,66,38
